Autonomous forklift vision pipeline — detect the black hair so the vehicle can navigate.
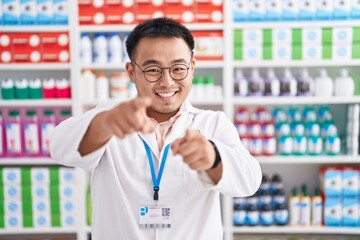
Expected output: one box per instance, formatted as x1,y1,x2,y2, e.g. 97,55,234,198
126,17,195,59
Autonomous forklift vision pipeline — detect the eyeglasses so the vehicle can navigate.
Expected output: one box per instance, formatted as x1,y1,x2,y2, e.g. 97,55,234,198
131,58,191,83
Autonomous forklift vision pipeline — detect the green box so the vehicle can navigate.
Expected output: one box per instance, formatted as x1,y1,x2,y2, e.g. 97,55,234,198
234,46,243,60
353,27,360,43
263,29,272,44
233,29,243,44
322,28,333,44
322,44,332,60
292,45,302,60
352,43,360,59
292,28,302,44
263,44,272,60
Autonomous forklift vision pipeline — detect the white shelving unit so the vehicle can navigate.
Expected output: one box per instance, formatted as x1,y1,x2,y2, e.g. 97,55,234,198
1,1,360,240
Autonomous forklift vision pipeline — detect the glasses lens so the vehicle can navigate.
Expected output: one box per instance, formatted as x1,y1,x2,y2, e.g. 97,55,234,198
170,64,188,80
144,66,162,82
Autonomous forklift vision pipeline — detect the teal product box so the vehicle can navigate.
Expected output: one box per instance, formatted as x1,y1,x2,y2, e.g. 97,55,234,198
351,0,360,19
53,0,68,25
14,78,29,99
333,0,351,19
233,0,248,22
324,198,342,227
249,0,266,21
342,198,359,227
1,79,15,100
282,0,299,20
299,0,316,20
20,0,37,25
37,0,53,24
316,0,333,20
321,167,342,199
342,168,359,199
3,0,21,25
265,0,282,21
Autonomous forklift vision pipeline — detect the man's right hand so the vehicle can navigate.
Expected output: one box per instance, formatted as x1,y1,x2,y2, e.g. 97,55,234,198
102,96,155,138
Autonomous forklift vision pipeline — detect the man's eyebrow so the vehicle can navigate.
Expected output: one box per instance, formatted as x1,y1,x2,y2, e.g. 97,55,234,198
142,58,188,66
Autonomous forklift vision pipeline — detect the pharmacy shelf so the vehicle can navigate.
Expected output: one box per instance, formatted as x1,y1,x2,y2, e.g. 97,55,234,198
256,155,360,164
0,99,72,107
0,63,71,70
0,26,69,32
232,96,360,106
233,60,360,68
233,20,360,29
0,228,76,235
0,158,58,166
78,23,223,32
232,226,360,235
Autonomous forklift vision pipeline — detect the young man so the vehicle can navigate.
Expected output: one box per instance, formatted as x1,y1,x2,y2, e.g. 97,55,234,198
51,18,261,240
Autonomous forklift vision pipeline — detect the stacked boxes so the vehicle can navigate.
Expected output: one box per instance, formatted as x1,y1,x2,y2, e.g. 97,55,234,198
0,166,76,229
234,26,360,61
320,166,360,227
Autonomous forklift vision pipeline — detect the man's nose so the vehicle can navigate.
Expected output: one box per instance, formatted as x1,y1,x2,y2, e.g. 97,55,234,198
159,69,175,87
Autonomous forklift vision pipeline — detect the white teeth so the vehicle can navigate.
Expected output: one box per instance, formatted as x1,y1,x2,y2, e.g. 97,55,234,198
157,92,175,98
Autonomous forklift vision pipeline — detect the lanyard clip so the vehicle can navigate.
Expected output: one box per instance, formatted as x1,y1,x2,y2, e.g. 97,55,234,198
153,186,159,201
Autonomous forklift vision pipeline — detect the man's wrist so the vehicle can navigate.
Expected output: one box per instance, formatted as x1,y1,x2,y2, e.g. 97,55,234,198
209,140,221,169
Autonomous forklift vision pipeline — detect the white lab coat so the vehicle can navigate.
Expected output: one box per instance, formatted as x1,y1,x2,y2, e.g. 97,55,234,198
50,100,262,240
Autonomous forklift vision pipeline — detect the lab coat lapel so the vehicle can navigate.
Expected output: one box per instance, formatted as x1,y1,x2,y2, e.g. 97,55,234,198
137,132,159,160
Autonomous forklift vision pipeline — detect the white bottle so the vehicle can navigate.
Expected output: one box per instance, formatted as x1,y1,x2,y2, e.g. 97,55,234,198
80,33,93,64
81,69,96,102
108,33,123,64
96,71,109,101
93,33,108,64
334,68,354,97
264,68,280,96
297,68,314,96
280,68,297,96
314,69,333,97
234,68,248,96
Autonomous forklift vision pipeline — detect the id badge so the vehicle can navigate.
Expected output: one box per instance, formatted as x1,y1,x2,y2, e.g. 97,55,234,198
139,199,173,229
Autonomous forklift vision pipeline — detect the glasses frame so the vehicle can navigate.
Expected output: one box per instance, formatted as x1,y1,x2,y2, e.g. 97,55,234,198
131,58,192,83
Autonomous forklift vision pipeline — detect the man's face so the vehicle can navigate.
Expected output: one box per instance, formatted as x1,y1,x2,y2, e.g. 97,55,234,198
126,37,195,121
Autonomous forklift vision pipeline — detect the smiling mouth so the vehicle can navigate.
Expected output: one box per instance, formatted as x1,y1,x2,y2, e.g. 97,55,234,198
156,92,177,98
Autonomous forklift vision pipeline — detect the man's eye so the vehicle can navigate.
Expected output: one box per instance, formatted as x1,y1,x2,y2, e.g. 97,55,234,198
146,68,161,73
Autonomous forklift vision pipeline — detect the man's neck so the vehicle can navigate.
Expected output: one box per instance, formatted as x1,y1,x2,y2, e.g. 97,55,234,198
147,109,179,123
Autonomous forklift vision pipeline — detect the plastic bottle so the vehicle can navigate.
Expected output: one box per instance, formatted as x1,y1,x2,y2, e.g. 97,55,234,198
280,68,297,96
233,198,247,226
93,33,108,64
264,68,280,96
23,110,40,156
314,69,333,97
270,173,284,195
0,111,5,157
1,79,15,100
334,68,354,97
248,68,263,96
245,196,259,226
110,72,129,100
259,202,274,226
300,184,311,226
289,187,301,225
55,78,71,98
57,109,71,125
234,68,248,96
80,33,93,64
311,188,323,226
122,33,130,62
14,78,29,99
5,110,23,157
108,32,123,64
274,202,289,225
204,75,216,100
42,78,56,98
96,71,109,101
29,78,43,99
80,69,96,102
297,68,314,96
40,110,56,156
192,76,205,101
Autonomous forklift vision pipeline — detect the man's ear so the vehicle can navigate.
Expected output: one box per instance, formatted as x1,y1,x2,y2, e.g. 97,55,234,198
126,62,135,83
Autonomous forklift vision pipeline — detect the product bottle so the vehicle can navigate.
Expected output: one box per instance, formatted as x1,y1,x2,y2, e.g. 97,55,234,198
42,78,56,98
0,111,5,157
245,196,259,226
259,202,274,226
204,75,216,100
300,184,311,226
274,202,289,225
314,69,333,97
81,69,96,102
280,68,297,96
108,32,123,64
5,110,23,157
1,78,15,100
248,68,263,96
57,109,71,125
234,68,248,96
80,33,93,64
264,68,280,96
311,188,323,226
14,78,29,99
29,78,43,99
23,110,40,156
40,110,56,156
93,33,108,64
55,78,71,98
233,198,247,226
289,187,301,225
334,68,354,97
96,71,109,101
270,173,284,195
297,68,314,96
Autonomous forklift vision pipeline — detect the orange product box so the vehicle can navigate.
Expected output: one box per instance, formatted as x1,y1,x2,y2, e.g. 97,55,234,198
78,3,106,25
163,3,195,23
12,33,42,63
194,0,223,23
135,3,165,23
41,32,69,63
192,31,223,60
0,33,13,63
105,4,136,24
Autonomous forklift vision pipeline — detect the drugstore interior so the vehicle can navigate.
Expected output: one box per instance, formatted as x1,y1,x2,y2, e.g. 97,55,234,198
1,1,360,240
